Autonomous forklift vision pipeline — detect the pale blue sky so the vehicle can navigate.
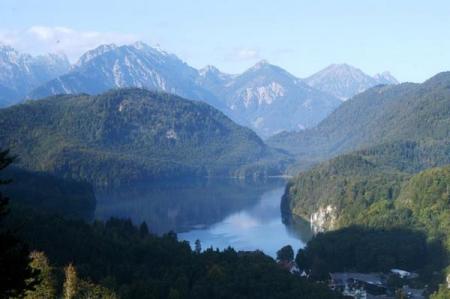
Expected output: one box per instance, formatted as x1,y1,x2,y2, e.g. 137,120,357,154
1,0,450,82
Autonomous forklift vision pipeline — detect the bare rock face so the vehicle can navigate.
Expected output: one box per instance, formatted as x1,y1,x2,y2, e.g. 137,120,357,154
309,205,337,233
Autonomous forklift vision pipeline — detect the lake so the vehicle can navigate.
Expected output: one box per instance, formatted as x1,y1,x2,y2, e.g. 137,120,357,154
95,178,313,257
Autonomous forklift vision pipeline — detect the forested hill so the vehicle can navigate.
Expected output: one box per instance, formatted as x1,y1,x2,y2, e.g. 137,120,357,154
282,140,450,230
268,71,450,164
0,88,290,187
280,71,450,296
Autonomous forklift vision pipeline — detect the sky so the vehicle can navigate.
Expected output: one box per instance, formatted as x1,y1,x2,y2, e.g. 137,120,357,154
1,0,450,82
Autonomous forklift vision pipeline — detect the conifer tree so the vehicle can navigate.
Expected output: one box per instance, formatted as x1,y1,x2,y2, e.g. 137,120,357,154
25,251,57,299
63,263,78,299
195,239,202,254
0,149,36,298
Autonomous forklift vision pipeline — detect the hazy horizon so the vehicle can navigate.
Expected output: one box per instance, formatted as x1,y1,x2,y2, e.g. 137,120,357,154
2,0,450,83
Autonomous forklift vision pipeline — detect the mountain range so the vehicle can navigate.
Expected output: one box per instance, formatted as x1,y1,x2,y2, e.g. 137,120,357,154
197,60,341,136
0,42,398,137
0,44,70,106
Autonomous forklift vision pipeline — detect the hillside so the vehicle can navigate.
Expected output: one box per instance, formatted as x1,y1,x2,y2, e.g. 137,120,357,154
286,164,450,291
0,88,289,187
269,72,450,165
282,140,450,231
281,71,450,295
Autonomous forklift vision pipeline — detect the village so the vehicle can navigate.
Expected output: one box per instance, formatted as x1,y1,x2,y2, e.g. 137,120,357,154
328,270,425,299
278,257,426,299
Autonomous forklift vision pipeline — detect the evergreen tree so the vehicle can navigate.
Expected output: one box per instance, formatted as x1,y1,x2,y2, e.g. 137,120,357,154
63,264,78,299
195,239,202,254
77,279,118,299
24,251,57,299
139,222,149,237
0,149,36,298
430,284,450,299
276,245,294,262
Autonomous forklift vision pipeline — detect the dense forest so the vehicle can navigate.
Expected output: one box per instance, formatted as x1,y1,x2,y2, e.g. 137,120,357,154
283,157,450,296
295,227,437,279
282,140,450,228
0,89,290,187
278,72,450,297
0,150,341,298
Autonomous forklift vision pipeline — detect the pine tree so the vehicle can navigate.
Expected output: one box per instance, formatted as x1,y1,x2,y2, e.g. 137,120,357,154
24,251,57,299
0,149,37,298
63,264,78,299
139,221,149,237
276,245,294,262
194,239,202,254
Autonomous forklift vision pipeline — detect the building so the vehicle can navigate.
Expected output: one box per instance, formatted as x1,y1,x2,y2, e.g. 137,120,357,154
330,272,387,297
390,269,419,279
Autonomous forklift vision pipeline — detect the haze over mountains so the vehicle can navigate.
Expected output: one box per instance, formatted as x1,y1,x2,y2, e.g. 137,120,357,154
0,44,70,106
305,63,398,101
0,42,398,137
197,60,341,136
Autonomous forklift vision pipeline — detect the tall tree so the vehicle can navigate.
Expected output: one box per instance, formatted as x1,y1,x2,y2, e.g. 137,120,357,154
0,149,36,298
195,239,202,254
276,245,294,263
63,264,78,299
24,251,57,299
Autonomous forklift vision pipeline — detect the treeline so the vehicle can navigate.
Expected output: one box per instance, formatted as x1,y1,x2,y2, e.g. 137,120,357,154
5,209,343,299
295,226,441,280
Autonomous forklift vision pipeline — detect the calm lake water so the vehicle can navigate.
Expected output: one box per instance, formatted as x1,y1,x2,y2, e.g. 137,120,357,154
95,178,313,257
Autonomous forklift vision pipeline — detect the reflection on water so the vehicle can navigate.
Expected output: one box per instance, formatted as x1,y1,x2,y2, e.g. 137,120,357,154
95,178,313,257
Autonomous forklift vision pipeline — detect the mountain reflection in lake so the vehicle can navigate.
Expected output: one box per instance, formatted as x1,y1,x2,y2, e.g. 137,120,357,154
95,178,313,257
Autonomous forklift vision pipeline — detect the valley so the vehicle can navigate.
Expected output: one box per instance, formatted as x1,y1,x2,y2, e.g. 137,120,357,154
1,4,450,297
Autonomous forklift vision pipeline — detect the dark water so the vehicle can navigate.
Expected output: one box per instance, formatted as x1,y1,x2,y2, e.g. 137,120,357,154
95,178,313,257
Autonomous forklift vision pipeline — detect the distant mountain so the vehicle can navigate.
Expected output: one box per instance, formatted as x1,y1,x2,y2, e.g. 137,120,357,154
305,64,398,100
29,42,224,110
28,42,342,137
373,71,398,85
0,44,70,106
205,60,342,137
0,88,290,187
268,71,450,166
